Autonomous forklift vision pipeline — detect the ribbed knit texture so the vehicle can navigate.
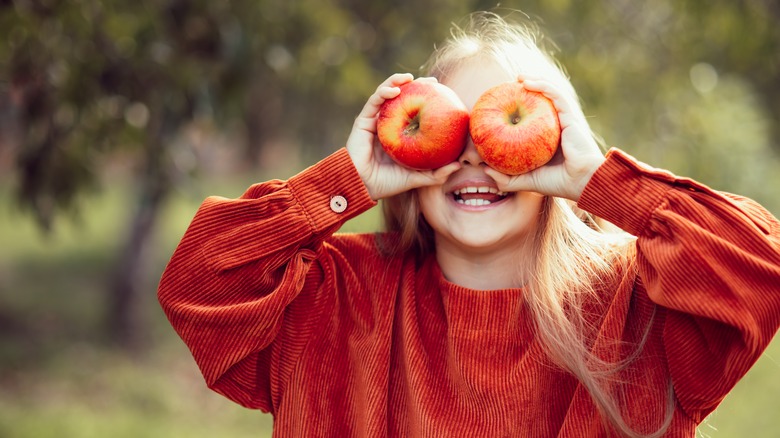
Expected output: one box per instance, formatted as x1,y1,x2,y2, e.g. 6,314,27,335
158,148,780,437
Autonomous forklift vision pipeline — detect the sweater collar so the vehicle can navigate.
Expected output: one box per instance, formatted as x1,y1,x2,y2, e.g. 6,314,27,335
419,254,530,334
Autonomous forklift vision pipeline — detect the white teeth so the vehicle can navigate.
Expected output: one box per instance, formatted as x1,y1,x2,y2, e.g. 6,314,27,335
456,199,492,206
453,186,505,196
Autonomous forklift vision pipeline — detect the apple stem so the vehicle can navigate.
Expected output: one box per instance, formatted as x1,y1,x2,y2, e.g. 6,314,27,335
510,109,522,125
404,114,421,135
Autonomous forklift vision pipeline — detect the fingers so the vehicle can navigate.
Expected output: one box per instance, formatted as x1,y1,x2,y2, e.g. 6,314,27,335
356,73,414,122
352,115,377,133
518,77,586,129
519,79,566,111
429,161,462,184
415,76,439,84
483,167,510,187
357,74,438,121
484,167,531,193
405,161,462,191
388,72,415,86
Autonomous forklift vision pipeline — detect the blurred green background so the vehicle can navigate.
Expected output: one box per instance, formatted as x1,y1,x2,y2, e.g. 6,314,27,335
1,0,778,436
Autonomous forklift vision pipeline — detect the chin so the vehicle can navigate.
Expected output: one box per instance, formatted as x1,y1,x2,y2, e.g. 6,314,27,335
444,234,510,252
421,190,544,253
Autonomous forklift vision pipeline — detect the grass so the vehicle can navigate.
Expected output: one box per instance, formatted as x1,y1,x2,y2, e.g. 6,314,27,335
0,178,272,438
0,344,272,438
0,175,777,437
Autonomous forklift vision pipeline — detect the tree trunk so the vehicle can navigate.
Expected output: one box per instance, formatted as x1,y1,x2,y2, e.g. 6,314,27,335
106,98,175,350
106,171,169,349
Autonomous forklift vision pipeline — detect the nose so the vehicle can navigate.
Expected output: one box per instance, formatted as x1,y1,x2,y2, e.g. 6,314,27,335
458,138,485,167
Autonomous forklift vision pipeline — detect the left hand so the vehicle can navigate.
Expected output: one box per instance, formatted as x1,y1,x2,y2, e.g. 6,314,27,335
484,77,606,202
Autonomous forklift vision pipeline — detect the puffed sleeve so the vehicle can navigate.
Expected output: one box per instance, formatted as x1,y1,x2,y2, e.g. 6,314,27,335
157,148,376,411
577,148,780,422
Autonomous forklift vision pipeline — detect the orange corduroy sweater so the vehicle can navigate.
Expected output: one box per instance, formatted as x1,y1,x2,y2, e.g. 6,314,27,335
158,148,780,437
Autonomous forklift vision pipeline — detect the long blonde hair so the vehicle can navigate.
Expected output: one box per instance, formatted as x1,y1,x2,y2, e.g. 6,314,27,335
381,11,673,437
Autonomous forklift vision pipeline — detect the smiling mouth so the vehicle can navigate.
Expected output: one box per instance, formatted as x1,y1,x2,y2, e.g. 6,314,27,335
451,186,510,206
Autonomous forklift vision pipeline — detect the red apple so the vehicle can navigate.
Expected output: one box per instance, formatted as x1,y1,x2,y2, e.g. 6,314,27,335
377,81,470,170
469,81,561,175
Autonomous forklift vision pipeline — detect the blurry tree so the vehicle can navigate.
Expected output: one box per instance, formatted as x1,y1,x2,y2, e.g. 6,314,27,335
1,0,240,347
0,0,778,348
475,0,780,210
0,0,474,348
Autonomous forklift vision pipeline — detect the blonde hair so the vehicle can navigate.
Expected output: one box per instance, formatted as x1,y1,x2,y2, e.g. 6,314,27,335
381,11,673,437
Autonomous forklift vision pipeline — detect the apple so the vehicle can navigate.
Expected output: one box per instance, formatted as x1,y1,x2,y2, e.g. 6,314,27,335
377,81,470,170
469,81,561,175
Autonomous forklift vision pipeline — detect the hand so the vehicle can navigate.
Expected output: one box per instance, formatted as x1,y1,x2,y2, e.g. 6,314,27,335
484,77,606,202
347,73,461,200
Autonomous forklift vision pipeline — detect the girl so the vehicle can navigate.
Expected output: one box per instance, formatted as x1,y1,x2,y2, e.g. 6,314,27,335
158,12,780,437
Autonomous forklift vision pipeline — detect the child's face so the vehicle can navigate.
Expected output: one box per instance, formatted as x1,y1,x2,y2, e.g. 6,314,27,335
417,61,545,254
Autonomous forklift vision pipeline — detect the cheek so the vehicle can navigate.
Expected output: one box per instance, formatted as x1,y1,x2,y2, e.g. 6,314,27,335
417,187,447,228
417,186,439,203
518,194,546,229
511,193,546,222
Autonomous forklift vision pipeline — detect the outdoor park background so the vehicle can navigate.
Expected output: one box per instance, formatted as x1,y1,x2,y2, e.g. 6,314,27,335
1,0,779,436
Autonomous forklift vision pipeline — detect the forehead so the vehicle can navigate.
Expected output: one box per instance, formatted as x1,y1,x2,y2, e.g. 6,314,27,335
441,61,515,110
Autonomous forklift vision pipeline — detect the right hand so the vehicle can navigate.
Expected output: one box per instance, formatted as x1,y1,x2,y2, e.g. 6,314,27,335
346,73,461,201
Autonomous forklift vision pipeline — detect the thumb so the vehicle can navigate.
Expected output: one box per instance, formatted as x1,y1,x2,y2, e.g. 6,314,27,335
407,161,462,190
484,167,537,193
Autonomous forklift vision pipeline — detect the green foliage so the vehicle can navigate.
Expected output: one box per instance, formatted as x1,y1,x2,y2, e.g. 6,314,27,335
496,0,780,213
2,0,779,223
1,0,779,435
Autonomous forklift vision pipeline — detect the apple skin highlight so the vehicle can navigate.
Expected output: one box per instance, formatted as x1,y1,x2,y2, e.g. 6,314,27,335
377,81,470,170
470,81,561,175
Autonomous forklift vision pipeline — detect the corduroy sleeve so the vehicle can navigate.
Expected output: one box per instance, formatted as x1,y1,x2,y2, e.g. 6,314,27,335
157,148,376,411
577,148,780,422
